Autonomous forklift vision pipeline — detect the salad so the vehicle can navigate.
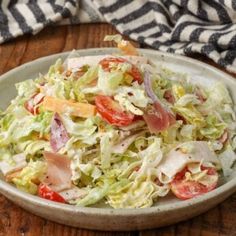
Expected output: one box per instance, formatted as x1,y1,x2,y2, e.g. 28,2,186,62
0,35,236,209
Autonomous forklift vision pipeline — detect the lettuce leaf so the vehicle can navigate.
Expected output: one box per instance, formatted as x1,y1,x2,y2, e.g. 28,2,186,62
180,124,196,141
61,115,97,138
75,183,109,206
74,66,98,89
100,131,119,169
114,84,149,115
15,79,37,98
199,82,232,115
219,147,236,178
47,59,63,79
97,68,123,95
176,94,200,106
16,140,51,157
12,161,46,194
107,180,157,208
200,115,226,139
173,105,204,126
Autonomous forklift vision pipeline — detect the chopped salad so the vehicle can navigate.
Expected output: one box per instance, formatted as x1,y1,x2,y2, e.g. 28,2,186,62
0,35,236,208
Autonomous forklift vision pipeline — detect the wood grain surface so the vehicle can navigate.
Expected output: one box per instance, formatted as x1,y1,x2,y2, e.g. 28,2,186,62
0,23,236,236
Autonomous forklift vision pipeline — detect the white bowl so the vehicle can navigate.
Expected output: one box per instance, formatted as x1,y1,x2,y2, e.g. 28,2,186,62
0,48,235,231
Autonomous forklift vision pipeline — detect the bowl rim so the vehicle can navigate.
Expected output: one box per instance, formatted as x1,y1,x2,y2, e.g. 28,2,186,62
0,47,236,216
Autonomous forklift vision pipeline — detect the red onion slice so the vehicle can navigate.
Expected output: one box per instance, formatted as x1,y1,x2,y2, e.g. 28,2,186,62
143,70,158,103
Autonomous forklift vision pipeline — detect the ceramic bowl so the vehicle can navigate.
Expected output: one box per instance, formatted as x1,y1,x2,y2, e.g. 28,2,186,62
0,48,236,231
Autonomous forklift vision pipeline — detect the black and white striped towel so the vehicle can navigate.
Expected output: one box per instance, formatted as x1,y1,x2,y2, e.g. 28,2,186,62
1,0,236,73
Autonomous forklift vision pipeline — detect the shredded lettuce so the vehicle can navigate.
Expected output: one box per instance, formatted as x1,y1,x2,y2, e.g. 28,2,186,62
75,182,109,206
61,115,97,139
15,79,37,98
12,160,46,194
200,115,227,139
173,105,204,126
100,131,119,169
199,82,232,115
219,147,236,178
75,66,98,87
114,84,149,115
16,140,51,157
97,68,123,95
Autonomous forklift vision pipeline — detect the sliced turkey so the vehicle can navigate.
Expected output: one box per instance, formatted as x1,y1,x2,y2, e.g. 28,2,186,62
59,186,87,201
157,141,220,182
43,151,72,192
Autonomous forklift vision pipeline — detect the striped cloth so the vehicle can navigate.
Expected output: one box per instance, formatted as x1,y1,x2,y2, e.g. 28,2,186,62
1,1,236,73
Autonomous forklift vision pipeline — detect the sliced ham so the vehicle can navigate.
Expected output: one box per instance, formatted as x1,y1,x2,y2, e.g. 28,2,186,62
43,151,72,192
59,186,87,201
143,102,173,132
50,113,70,152
143,71,175,132
156,141,220,182
0,153,27,176
67,55,148,71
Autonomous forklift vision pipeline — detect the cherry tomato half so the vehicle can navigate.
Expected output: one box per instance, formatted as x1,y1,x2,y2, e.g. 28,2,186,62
24,93,44,115
38,184,66,203
170,166,218,200
99,57,142,84
95,95,134,127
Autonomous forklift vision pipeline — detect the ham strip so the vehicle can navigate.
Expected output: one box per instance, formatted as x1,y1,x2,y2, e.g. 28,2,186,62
50,113,69,152
43,152,72,192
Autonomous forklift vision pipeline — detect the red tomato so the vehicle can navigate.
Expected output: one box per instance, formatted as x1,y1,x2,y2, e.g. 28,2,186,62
143,101,174,132
95,95,134,126
170,166,218,200
38,184,66,203
99,57,142,84
24,93,44,115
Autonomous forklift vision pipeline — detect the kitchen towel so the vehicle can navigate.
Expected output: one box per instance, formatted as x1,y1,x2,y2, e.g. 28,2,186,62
0,0,236,73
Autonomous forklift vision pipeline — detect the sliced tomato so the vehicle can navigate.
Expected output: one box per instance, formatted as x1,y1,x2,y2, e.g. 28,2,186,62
99,57,142,84
170,166,218,200
95,95,134,127
38,184,66,203
143,101,175,132
24,93,44,115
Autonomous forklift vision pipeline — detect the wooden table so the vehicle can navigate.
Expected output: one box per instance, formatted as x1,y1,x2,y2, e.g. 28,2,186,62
0,23,236,236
